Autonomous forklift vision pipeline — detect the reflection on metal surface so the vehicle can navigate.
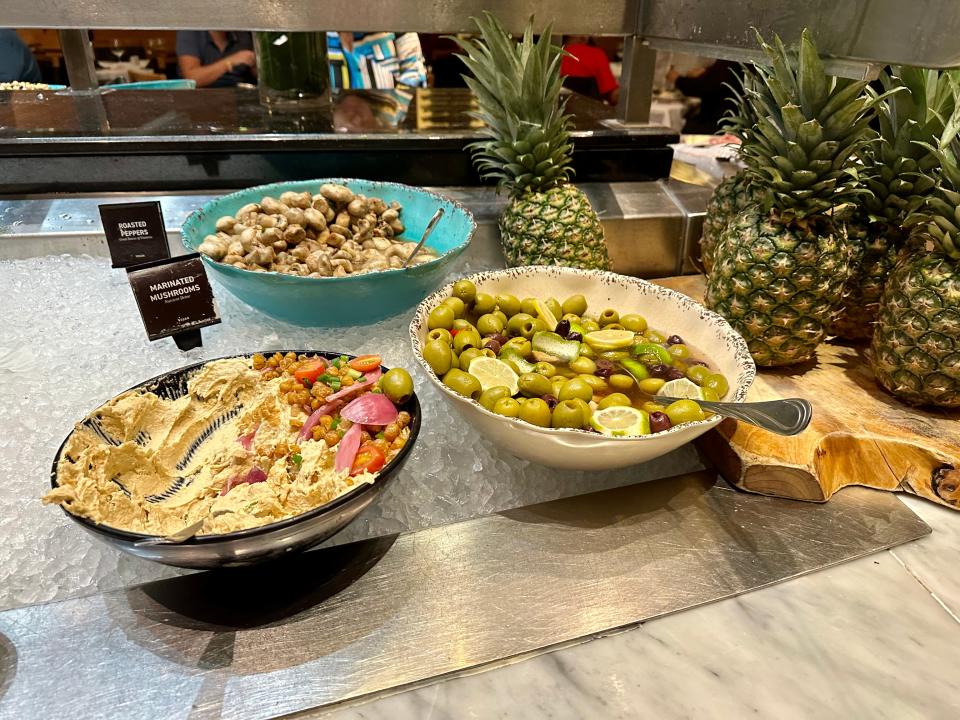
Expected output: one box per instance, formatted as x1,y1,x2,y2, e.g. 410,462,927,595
0,473,928,719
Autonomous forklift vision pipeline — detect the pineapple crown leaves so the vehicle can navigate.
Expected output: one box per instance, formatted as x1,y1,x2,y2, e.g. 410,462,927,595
858,66,958,226
737,28,892,221
909,83,960,261
451,13,573,197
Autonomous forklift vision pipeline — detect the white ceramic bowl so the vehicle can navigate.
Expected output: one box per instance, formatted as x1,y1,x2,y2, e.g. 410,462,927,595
410,266,755,470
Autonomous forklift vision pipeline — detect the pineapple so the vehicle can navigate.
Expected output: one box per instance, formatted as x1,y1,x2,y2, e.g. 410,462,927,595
700,75,764,273
832,68,956,340
870,118,960,408
453,13,610,270
705,29,883,367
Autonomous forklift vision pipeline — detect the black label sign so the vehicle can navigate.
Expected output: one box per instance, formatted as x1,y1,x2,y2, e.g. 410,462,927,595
126,254,221,342
99,201,170,268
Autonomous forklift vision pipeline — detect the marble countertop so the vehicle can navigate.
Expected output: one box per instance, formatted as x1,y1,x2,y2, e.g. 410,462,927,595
320,494,960,720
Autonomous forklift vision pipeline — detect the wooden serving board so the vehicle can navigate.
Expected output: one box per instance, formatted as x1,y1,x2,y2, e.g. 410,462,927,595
654,275,960,510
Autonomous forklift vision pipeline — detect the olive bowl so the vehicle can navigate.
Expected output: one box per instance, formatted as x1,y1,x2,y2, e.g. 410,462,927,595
49,351,420,569
409,266,755,471
181,179,476,327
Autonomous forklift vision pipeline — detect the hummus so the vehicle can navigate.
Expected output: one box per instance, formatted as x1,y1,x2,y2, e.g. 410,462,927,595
44,357,376,536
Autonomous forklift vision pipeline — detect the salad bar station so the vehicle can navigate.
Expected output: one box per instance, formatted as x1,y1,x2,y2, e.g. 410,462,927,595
1,2,960,719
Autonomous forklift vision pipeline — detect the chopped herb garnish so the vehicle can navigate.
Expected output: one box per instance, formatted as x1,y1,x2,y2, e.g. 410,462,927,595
331,417,341,429
291,454,303,465
318,373,338,384
302,379,312,389
358,375,367,382
376,432,385,440
244,502,258,512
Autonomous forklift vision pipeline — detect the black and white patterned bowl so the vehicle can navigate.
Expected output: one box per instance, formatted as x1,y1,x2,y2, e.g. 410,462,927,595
49,351,420,569
409,267,755,470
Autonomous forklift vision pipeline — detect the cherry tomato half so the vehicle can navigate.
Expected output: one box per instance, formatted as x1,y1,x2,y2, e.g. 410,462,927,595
350,443,386,476
294,358,327,384
348,355,382,373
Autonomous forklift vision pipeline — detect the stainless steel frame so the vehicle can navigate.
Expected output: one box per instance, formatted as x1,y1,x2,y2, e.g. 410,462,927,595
6,0,959,123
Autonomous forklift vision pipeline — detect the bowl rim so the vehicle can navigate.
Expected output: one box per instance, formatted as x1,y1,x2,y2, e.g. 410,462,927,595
409,266,756,443
49,350,421,544
180,178,477,283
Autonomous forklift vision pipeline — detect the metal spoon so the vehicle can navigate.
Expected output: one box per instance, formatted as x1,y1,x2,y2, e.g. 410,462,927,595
134,508,234,547
402,207,445,268
656,396,813,436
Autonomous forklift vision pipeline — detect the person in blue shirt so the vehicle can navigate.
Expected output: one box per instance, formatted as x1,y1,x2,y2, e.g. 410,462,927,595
0,30,42,83
176,31,256,87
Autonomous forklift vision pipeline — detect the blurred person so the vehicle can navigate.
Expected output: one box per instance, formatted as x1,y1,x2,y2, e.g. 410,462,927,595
561,35,619,104
327,32,427,90
0,29,41,83
667,59,740,134
176,31,256,87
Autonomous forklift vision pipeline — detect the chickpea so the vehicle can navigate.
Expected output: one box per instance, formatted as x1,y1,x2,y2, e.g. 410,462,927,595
289,418,304,430
397,411,412,428
252,353,266,370
383,423,400,442
319,415,334,430
324,431,340,447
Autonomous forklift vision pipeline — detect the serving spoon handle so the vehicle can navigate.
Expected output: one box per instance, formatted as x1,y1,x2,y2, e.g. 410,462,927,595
656,396,813,436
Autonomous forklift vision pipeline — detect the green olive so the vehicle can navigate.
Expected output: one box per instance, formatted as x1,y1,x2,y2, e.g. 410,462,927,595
493,397,521,418
524,318,548,339
503,337,532,357
533,361,557,378
598,309,619,327
608,373,634,391
428,304,455,330
452,279,477,305
459,347,484,371
506,312,535,336
495,294,521,317
450,349,459,368
686,364,711,384
423,339,453,375
442,368,482,399
442,296,466,319
558,378,593,402
577,374,608,392
598,392,631,409
452,318,475,332
477,313,505,336
554,366,577,379
598,352,629,364
380,368,414,404
604,323,625,331
561,313,581,324
638,377,666,395
568,356,597,375
481,348,496,358
453,329,482,354
520,297,540,316
479,385,513,411
427,328,452,345
545,298,562,319
642,400,666,415
518,398,551,427
581,318,601,334
701,387,720,402
645,329,666,344
518,372,553,398
578,344,597,359
473,292,496,315
665,399,705,425
551,400,584,429
704,373,730,398
673,360,689,374
570,398,592,425
562,294,588,317
550,376,567,397
669,343,690,360
493,310,508,327
619,314,647,333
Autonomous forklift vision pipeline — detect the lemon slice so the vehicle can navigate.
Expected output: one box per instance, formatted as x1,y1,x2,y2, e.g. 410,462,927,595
534,299,558,331
583,329,635,351
590,406,650,437
657,378,707,400
468,356,520,394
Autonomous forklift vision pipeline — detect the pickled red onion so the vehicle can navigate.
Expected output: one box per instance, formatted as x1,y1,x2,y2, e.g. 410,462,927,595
237,423,260,450
334,422,363,474
325,368,381,402
221,466,267,496
298,400,342,441
340,393,398,425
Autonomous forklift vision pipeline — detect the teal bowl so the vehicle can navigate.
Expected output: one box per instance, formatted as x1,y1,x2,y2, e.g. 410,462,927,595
181,179,475,327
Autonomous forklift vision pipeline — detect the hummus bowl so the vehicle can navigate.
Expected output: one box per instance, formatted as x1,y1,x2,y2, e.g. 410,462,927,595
410,266,754,471
48,351,420,569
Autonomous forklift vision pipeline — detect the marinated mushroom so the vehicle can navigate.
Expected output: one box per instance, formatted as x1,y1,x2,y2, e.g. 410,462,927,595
196,184,438,275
